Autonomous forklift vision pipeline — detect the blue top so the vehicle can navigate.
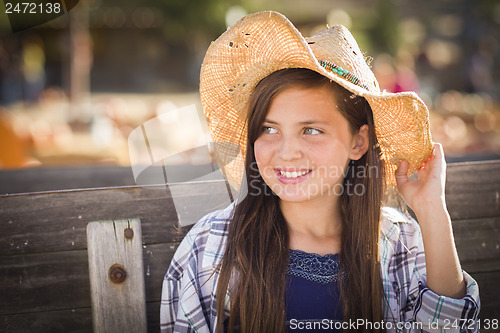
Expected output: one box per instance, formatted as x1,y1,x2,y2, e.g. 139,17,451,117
285,249,343,332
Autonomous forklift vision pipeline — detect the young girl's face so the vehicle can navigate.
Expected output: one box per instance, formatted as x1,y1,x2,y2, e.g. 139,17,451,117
254,85,366,203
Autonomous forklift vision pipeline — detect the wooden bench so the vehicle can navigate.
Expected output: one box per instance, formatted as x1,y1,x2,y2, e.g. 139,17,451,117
1,161,499,331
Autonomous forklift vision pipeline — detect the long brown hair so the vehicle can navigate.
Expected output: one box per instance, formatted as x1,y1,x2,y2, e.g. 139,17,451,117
215,68,385,332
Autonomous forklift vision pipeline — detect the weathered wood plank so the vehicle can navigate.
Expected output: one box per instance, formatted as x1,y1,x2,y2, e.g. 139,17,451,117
1,161,498,217
0,182,232,255
0,165,136,195
87,219,146,333
1,161,498,256
453,217,500,272
1,209,497,281
1,224,498,319
0,161,497,253
0,250,92,314
0,216,498,315
0,186,179,255
472,271,500,321
0,164,216,195
0,243,177,315
0,307,93,333
1,232,498,317
147,301,161,333
0,302,163,333
445,161,500,220
143,243,179,303
1,269,498,333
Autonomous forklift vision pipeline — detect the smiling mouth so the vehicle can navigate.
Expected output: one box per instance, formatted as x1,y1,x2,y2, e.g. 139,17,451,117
278,170,312,179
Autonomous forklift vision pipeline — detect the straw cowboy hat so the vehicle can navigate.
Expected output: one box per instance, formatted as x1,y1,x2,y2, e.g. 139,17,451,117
200,11,433,190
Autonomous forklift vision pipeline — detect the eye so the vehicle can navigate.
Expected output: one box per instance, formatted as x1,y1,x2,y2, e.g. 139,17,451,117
304,127,323,135
262,126,278,134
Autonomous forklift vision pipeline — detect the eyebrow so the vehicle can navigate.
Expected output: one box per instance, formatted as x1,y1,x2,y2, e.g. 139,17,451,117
263,119,325,125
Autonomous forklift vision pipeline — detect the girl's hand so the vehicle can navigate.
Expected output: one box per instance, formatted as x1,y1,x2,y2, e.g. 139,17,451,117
396,143,466,299
395,143,446,213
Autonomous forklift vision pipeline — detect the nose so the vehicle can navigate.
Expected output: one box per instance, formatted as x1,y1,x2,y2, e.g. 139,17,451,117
276,136,302,161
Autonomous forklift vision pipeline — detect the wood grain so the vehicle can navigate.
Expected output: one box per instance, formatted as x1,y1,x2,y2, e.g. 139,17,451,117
445,161,500,220
87,219,147,333
0,165,135,195
0,243,176,315
0,179,235,255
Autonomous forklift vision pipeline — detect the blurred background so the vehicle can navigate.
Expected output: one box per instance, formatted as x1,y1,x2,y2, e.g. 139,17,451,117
0,0,499,180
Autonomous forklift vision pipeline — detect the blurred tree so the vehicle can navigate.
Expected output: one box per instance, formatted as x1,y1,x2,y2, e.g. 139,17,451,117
87,0,242,91
369,0,399,55
156,0,232,42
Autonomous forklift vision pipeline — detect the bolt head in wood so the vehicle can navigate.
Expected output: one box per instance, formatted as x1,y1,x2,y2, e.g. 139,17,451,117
109,264,127,284
124,228,134,239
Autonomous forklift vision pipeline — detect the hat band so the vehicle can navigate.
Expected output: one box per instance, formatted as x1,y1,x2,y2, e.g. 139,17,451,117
318,59,369,90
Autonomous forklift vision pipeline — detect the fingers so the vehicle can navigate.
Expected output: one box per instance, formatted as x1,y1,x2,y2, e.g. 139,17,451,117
432,142,445,163
417,143,444,171
427,142,447,182
418,147,434,169
419,143,445,171
395,143,445,190
395,159,409,188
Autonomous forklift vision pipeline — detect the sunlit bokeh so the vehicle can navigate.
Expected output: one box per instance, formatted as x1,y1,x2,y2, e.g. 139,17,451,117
1,0,499,174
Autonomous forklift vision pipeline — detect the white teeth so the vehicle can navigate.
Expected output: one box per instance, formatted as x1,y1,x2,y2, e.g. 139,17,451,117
279,170,309,178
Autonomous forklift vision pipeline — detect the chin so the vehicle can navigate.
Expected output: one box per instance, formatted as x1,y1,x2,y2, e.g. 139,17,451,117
272,187,315,203
271,182,341,204
277,194,311,203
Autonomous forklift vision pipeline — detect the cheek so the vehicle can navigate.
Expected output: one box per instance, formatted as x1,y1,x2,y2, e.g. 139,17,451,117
309,141,351,174
254,138,272,160
254,139,275,176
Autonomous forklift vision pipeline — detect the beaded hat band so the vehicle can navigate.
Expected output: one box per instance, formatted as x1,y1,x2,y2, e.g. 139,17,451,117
318,60,369,91
200,11,433,189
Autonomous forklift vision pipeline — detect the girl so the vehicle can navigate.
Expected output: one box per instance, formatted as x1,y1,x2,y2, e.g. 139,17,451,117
161,11,480,332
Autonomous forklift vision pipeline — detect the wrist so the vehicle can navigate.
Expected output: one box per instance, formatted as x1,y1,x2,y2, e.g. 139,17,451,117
413,200,451,229
411,196,447,218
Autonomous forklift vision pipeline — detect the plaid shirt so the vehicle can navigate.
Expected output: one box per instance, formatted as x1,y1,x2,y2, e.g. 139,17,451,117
160,204,480,333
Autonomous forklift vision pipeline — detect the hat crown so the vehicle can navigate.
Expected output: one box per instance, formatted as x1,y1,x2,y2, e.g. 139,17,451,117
306,25,380,92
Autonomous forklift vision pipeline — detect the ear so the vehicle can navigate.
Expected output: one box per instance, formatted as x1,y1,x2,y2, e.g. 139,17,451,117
349,124,369,160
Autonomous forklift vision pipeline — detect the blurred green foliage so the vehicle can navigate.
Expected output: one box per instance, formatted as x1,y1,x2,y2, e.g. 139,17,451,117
369,0,399,54
95,0,238,42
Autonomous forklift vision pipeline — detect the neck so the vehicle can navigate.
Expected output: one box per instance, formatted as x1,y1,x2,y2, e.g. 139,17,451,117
280,196,343,255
